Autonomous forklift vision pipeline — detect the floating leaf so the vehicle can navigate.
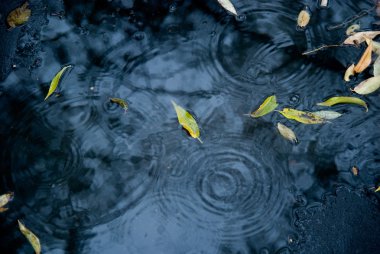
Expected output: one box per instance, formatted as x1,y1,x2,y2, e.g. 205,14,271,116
313,110,342,120
171,100,202,143
352,76,380,95
344,63,355,81
248,95,278,118
297,9,310,28
7,2,31,29
372,41,380,55
351,166,359,176
353,38,372,73
45,65,73,101
0,192,14,213
316,96,368,112
346,24,360,36
319,0,329,7
277,123,298,143
217,0,237,16
375,186,380,192
110,97,128,112
18,220,41,254
343,31,380,45
374,56,380,77
277,108,326,124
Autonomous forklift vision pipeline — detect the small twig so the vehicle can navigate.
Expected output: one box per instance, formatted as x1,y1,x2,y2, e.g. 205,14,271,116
302,44,343,55
326,6,376,31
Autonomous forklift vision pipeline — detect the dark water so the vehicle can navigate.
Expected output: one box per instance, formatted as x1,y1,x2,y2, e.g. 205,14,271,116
0,0,379,253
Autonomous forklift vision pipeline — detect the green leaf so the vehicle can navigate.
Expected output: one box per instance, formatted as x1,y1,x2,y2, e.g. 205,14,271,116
249,95,278,118
172,100,202,143
277,123,298,143
316,96,368,112
110,97,129,113
277,108,327,124
45,65,73,101
18,220,41,254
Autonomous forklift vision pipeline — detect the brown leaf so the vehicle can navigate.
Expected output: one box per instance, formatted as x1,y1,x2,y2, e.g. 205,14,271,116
351,166,359,176
353,38,373,73
7,2,31,29
297,9,310,28
343,31,380,45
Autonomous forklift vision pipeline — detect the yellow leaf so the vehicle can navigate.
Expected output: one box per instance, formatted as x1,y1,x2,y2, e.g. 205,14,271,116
248,95,278,118
316,96,368,112
297,9,310,28
0,192,14,212
171,100,202,143
7,2,31,29
277,108,327,124
351,166,359,176
45,65,73,101
352,76,380,95
277,123,298,143
343,31,380,45
18,220,41,254
345,24,360,36
110,97,128,113
217,0,237,16
313,110,342,120
375,186,380,192
353,38,372,73
344,63,355,81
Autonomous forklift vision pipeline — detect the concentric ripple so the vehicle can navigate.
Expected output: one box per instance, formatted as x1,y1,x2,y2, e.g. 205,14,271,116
156,133,292,240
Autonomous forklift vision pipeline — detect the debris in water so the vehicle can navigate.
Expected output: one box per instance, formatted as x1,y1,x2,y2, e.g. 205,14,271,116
344,64,356,81
317,96,368,112
352,76,380,95
172,100,202,143
18,220,41,254
110,97,129,113
277,123,298,143
45,65,73,101
351,166,359,176
0,192,14,212
277,108,327,124
297,8,310,29
7,2,31,29
247,95,278,118
217,0,237,16
346,24,360,36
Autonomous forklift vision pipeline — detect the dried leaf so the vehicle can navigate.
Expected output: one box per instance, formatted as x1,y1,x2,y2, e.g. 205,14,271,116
18,220,41,254
277,123,298,143
110,97,128,112
172,100,202,143
217,0,237,16
345,24,360,36
375,186,380,192
344,63,356,81
319,0,329,7
277,108,327,124
7,2,31,29
353,38,372,73
297,9,310,28
316,96,368,112
352,76,380,95
351,166,359,176
313,110,342,120
0,192,14,212
372,41,380,55
343,31,380,45
374,55,380,76
45,65,73,101
249,95,278,118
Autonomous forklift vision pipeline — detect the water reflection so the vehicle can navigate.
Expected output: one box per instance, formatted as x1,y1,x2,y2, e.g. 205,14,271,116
0,0,379,253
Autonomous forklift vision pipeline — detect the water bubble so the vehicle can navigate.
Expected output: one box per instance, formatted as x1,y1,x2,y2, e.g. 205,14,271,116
235,14,246,22
169,4,177,13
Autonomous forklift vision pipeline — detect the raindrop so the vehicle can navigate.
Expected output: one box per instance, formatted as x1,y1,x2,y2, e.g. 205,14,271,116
289,94,301,106
235,14,246,22
133,31,145,41
169,4,177,13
